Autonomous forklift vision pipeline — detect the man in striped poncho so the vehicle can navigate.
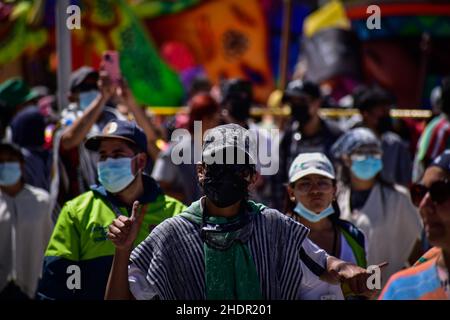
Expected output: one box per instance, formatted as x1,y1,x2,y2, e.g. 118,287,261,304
105,124,373,300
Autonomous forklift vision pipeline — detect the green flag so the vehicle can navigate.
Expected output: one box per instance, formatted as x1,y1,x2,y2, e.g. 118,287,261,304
112,0,184,106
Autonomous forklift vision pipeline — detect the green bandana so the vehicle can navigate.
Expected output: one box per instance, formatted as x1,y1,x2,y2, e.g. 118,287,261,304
180,199,265,300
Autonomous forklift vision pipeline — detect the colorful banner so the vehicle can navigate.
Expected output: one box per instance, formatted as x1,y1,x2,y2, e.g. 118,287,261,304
114,0,184,106
0,2,48,65
131,0,201,19
145,0,275,102
72,0,184,106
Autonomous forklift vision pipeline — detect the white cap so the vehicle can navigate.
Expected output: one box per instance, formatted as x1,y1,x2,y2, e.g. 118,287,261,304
288,152,335,183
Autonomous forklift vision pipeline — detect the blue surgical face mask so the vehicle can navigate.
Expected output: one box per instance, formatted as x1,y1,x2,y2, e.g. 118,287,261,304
0,162,22,186
351,156,383,181
97,157,137,193
293,201,334,223
79,90,99,111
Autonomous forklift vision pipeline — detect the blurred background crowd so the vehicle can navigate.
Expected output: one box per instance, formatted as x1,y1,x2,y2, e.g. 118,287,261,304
1,0,450,300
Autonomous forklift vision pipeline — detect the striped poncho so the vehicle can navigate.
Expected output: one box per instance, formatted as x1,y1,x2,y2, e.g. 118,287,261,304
128,199,329,300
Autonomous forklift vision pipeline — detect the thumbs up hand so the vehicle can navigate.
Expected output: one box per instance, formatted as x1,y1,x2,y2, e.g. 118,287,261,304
107,201,146,251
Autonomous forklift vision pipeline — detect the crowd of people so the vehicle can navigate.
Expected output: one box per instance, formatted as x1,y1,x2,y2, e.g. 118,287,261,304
0,65,450,300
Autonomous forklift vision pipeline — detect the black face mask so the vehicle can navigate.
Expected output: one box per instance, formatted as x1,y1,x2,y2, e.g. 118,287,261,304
201,165,251,208
203,175,248,208
291,103,311,125
376,115,393,134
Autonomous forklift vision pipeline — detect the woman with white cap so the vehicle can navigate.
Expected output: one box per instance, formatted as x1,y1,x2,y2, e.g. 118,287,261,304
285,152,368,300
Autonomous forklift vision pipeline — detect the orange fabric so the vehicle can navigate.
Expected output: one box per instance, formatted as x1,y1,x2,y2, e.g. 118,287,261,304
419,288,447,300
380,248,448,300
414,247,442,266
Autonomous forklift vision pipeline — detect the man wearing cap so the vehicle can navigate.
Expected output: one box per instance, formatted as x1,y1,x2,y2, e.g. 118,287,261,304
273,79,343,211
380,149,450,300
36,120,185,300
61,66,129,135
105,124,374,300
56,66,126,201
57,66,159,205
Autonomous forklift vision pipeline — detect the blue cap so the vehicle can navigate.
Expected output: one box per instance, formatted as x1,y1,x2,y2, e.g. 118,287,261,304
85,120,147,153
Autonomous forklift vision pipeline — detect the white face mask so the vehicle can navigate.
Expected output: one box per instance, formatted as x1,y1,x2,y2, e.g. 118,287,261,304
78,90,99,111
0,162,22,186
293,201,334,223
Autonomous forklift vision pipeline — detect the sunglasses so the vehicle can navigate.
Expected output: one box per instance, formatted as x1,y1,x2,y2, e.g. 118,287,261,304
410,180,450,207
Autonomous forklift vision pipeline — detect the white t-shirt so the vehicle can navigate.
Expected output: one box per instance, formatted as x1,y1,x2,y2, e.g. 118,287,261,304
299,233,358,300
0,185,53,297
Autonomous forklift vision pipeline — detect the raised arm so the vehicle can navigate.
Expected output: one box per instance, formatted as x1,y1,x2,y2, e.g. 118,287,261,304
116,84,161,161
105,201,145,300
61,72,115,150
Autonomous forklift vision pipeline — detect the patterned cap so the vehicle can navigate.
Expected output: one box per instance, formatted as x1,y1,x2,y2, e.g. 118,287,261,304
331,127,381,159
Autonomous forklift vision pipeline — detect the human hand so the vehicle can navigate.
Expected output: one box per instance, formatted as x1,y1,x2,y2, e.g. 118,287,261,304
107,201,146,251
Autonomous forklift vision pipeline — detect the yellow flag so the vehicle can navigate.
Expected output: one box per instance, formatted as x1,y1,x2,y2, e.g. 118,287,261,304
303,0,351,38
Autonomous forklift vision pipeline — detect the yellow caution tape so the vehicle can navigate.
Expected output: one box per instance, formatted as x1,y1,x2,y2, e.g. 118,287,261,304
146,106,432,119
